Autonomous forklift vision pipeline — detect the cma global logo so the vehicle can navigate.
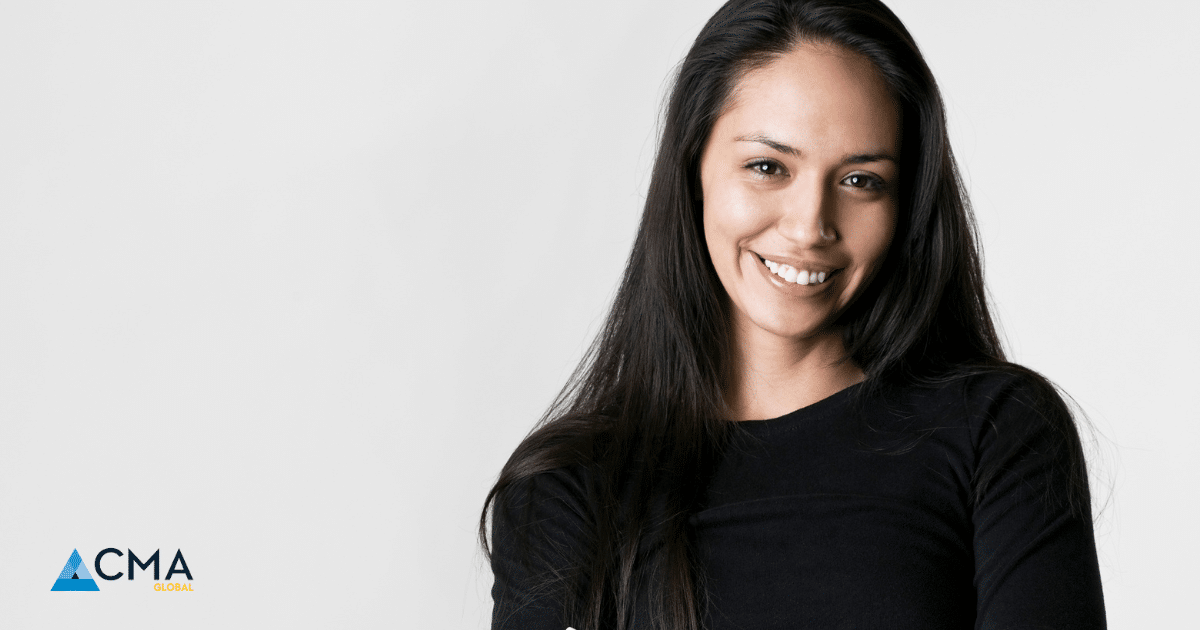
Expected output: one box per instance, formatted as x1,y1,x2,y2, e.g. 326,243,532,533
51,548,194,592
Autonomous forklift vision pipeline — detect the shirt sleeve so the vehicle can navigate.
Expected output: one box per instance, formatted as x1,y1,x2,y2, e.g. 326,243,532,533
489,469,590,630
968,374,1106,630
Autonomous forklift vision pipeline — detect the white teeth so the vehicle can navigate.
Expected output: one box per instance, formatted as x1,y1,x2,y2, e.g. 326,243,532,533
761,257,832,286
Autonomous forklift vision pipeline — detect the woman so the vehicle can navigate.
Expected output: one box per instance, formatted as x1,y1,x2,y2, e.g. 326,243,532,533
481,1,1106,628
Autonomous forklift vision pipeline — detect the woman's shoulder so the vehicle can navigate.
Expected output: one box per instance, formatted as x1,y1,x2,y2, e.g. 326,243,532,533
493,462,593,525
897,364,1089,515
953,365,1073,440
489,462,595,585
492,415,615,515
859,365,1082,476
877,364,1071,430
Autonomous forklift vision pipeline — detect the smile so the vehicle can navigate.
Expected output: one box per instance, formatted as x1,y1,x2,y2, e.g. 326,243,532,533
758,256,839,286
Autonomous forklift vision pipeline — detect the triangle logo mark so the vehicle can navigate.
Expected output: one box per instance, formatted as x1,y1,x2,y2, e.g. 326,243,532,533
51,549,99,591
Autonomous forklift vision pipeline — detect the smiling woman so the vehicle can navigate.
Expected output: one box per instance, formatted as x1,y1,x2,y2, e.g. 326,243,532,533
481,1,1106,629
700,42,900,419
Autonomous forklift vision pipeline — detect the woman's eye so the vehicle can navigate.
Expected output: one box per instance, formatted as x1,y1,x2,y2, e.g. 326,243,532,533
746,160,785,178
843,173,883,190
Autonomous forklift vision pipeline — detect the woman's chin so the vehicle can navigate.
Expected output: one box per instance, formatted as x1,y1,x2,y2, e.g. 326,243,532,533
737,312,842,346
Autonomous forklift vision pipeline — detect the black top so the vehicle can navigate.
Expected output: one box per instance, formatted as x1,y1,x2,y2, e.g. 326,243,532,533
490,372,1106,629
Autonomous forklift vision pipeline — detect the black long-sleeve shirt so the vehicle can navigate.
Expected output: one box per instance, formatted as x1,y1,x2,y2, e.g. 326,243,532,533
490,372,1106,629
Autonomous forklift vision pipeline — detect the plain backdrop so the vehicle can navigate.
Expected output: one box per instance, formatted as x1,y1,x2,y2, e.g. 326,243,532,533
1,1,1197,628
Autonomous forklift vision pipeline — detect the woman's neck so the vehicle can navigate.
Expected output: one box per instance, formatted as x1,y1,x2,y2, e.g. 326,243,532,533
726,324,864,422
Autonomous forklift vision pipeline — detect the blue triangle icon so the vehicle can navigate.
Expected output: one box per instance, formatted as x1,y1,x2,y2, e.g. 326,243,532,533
51,549,99,591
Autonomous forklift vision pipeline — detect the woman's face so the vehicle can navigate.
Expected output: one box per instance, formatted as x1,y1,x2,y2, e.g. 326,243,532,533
700,43,900,347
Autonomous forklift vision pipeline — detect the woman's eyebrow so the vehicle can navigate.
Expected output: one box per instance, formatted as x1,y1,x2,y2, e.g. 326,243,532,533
736,134,800,156
735,134,897,165
845,152,897,165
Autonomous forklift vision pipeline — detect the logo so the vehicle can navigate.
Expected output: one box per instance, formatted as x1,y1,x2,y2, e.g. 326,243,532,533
51,548,194,592
51,549,100,591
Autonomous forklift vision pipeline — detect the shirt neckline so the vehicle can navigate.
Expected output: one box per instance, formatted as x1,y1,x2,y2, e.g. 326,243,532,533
731,380,864,431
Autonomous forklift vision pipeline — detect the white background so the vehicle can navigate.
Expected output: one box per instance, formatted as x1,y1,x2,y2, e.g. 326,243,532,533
1,1,1196,628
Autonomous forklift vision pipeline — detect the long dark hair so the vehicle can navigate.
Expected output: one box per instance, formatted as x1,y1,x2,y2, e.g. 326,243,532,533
481,1,1088,628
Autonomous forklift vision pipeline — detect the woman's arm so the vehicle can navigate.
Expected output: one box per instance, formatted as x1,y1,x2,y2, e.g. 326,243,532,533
489,470,590,630
969,374,1106,629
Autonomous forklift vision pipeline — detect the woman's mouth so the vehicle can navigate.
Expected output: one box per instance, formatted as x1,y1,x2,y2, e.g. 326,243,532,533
757,255,840,286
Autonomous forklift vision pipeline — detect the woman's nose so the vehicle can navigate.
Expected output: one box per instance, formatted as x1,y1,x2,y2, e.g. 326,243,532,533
777,176,838,246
